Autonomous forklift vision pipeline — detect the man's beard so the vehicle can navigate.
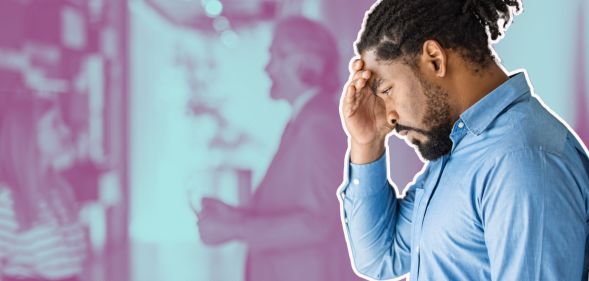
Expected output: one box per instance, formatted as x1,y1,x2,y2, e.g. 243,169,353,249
408,123,453,161
408,75,454,161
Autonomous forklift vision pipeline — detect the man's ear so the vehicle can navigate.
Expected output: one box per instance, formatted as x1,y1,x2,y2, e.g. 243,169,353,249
420,40,447,78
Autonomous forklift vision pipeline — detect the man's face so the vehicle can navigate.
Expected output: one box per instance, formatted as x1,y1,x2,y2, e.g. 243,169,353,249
362,50,453,161
265,36,303,102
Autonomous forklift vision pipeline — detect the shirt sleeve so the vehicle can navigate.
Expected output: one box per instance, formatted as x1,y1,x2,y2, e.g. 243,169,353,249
481,148,588,281
340,152,417,280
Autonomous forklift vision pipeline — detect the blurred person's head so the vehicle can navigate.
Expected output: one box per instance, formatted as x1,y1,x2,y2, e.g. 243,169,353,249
0,95,74,228
265,16,340,103
355,0,521,160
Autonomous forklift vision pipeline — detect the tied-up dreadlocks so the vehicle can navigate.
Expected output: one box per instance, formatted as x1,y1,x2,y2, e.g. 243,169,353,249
356,0,522,68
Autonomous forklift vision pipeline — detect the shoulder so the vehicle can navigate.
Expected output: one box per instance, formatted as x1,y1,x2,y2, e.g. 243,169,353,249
484,147,556,176
484,95,571,157
294,107,344,139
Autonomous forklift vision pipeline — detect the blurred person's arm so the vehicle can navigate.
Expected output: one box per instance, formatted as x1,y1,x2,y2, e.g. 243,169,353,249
234,207,336,249
233,119,346,250
199,197,340,249
199,168,339,250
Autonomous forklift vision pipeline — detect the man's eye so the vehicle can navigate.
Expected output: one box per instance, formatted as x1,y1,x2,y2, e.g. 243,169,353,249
381,88,392,95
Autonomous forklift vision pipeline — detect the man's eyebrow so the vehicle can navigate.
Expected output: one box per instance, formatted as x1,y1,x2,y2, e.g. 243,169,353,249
369,77,384,95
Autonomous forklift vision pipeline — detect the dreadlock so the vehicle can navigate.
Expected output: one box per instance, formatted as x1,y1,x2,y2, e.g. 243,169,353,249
356,0,522,69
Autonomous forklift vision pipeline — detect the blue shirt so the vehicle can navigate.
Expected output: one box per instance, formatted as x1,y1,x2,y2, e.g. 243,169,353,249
340,72,589,281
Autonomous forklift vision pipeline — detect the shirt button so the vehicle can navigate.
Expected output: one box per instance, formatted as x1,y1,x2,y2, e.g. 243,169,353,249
352,178,360,185
458,122,464,129
416,246,420,254
344,218,349,224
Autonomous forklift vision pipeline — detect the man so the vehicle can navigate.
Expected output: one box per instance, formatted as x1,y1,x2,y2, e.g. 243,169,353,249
339,0,589,281
197,16,361,281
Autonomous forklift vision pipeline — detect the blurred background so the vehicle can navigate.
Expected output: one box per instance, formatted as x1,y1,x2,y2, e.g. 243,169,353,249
0,0,587,280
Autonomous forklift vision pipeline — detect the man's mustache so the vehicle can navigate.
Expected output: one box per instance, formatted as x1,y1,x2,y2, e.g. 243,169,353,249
394,123,429,135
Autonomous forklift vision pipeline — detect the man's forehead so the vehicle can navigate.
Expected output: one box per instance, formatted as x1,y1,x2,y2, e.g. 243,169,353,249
360,50,381,69
360,52,388,87
362,53,411,82
361,51,400,69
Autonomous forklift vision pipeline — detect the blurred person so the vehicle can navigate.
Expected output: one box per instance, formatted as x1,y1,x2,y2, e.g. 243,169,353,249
339,0,589,280
0,95,87,281
196,16,362,281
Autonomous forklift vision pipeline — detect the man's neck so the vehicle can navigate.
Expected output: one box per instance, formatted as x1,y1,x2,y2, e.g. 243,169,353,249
450,62,509,120
290,89,317,120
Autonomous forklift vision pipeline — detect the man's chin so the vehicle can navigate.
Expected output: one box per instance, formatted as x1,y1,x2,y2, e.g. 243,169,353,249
415,139,452,161
269,88,283,101
417,149,444,161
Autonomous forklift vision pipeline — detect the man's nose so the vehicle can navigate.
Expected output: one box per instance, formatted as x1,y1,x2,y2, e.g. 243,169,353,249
389,118,396,127
264,60,272,74
387,111,399,129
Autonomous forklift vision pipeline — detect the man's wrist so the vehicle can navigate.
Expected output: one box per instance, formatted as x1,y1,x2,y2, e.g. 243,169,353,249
347,151,389,197
231,208,249,241
350,139,386,164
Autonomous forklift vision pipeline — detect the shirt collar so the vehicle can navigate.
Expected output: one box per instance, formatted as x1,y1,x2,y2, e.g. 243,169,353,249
458,71,531,136
291,89,317,121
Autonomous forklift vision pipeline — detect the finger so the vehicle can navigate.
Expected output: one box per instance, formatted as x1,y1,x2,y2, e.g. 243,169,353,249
348,59,364,81
351,58,363,72
346,83,358,100
348,72,371,92
344,84,359,118
348,70,362,85
355,78,367,90
361,70,371,80
344,84,357,105
351,69,370,83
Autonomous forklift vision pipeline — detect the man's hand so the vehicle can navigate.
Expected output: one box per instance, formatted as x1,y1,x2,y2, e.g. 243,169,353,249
198,197,243,221
196,197,244,246
341,58,393,164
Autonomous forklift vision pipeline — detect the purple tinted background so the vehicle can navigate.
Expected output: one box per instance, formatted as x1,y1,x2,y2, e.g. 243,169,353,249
0,0,587,280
